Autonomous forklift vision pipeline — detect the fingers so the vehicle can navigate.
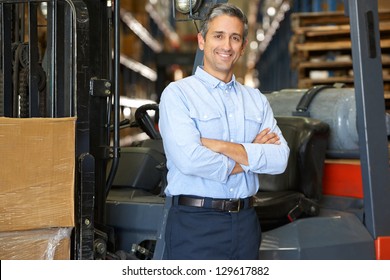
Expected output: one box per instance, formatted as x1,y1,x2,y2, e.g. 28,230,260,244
253,128,281,144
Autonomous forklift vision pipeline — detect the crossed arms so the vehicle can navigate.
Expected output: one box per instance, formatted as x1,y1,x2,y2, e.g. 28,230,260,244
201,128,281,174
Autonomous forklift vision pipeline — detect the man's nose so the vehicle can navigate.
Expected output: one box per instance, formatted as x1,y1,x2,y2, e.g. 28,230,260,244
222,37,232,49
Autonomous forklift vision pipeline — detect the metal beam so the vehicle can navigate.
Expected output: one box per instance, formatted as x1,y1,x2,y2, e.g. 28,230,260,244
0,4,13,116
346,0,390,238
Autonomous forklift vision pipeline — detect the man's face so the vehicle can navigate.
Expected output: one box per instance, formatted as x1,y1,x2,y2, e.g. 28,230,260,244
198,14,247,82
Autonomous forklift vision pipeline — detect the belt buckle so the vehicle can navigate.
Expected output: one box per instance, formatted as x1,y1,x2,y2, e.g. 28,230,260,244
228,199,240,213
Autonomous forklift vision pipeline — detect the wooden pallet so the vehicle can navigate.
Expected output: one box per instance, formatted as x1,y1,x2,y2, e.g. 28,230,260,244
291,11,390,29
290,11,390,111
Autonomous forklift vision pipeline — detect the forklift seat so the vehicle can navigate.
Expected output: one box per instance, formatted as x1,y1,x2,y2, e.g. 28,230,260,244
109,140,165,192
254,116,330,231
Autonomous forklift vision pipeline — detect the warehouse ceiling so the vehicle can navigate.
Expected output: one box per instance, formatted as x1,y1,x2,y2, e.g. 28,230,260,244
120,0,291,86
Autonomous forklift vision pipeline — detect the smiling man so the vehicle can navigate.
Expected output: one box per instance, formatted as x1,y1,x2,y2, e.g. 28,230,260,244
158,3,290,260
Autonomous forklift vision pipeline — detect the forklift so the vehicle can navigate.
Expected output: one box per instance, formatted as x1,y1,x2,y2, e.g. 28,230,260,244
0,0,389,260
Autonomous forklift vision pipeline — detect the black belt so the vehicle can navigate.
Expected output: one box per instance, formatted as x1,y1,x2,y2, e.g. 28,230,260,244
173,195,254,213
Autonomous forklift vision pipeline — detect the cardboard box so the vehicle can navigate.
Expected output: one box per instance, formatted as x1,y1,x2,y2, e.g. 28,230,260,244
0,117,76,232
0,227,72,260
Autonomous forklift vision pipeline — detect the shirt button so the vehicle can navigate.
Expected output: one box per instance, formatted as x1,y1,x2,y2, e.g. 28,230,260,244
229,114,233,118
230,188,233,192
230,138,234,142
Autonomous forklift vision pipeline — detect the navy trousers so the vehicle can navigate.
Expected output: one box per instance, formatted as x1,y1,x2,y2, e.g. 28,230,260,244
163,202,261,260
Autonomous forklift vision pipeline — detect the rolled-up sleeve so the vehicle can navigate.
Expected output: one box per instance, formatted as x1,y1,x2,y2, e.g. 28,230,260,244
239,94,290,175
241,141,289,174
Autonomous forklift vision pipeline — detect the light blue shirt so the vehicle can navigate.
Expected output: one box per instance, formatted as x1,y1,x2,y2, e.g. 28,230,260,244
159,66,289,199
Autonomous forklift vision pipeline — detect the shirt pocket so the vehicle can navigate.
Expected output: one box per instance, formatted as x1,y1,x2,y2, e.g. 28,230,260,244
190,110,223,138
244,111,263,142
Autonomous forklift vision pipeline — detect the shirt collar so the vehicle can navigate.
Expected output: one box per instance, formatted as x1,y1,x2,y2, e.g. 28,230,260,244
195,66,237,89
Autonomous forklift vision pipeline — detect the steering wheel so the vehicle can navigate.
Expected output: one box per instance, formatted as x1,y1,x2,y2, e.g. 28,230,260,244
134,103,161,140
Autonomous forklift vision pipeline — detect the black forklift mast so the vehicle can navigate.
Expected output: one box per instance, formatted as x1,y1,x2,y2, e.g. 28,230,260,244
72,0,116,260
0,0,114,260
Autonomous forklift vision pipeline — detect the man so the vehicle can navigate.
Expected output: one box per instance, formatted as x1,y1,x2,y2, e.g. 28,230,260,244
158,3,289,260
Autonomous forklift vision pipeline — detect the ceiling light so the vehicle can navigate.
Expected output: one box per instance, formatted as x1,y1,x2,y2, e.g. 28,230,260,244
250,41,259,50
256,29,265,41
175,0,202,14
40,2,48,18
267,6,276,17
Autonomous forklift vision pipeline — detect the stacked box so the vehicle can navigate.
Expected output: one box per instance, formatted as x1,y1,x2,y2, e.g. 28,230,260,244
0,117,76,260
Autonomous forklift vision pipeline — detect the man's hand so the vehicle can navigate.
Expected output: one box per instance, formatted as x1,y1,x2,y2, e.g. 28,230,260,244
252,128,281,145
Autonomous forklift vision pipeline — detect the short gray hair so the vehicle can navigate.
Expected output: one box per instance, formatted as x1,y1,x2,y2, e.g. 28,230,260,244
199,3,248,43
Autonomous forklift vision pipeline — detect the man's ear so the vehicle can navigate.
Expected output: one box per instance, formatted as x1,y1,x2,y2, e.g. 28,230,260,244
197,33,205,51
241,39,248,55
